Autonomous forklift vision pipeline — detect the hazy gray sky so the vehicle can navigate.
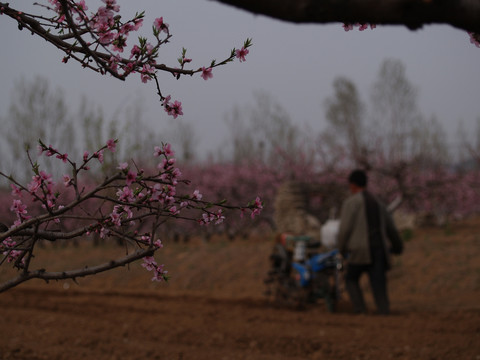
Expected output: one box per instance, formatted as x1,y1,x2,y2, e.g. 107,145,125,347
1,0,480,154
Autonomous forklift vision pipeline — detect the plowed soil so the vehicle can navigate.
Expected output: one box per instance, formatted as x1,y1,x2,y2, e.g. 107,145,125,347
1,217,480,360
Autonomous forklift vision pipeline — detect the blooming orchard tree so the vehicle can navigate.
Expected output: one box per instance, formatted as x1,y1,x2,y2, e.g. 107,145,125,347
0,140,263,292
0,1,252,117
0,0,257,292
207,75,480,229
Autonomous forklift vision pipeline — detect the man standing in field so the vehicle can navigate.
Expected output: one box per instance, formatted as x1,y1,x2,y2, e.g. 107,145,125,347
337,169,403,315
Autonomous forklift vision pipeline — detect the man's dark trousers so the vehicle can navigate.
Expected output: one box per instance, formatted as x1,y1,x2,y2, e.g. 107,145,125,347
345,246,390,315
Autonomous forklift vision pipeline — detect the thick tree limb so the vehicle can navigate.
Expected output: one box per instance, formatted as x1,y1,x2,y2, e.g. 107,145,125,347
212,0,480,33
0,248,154,293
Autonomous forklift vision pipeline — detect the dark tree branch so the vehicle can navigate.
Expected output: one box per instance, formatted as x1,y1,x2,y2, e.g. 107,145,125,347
0,2,197,80
0,248,154,293
212,0,480,33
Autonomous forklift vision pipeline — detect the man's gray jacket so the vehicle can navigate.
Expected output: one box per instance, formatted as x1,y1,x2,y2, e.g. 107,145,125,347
337,191,403,266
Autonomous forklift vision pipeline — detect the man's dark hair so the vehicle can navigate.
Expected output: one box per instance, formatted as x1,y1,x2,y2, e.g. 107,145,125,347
348,169,368,187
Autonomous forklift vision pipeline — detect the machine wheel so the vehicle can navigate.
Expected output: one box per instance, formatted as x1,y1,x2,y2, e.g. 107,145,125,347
265,244,307,309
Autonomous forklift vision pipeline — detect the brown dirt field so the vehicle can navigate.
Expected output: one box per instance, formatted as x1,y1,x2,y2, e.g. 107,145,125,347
1,217,480,360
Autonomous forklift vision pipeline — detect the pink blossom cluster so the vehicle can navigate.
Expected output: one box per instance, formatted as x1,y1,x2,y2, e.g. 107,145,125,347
28,171,57,210
141,256,168,282
105,143,265,245
168,161,280,240
10,197,30,224
342,22,478,50
140,64,155,83
0,237,23,264
469,32,480,48
198,209,226,225
44,1,167,89
343,23,377,31
38,143,68,163
8,168,60,228
162,96,184,119
201,67,213,81
90,143,183,238
235,46,249,62
250,196,263,219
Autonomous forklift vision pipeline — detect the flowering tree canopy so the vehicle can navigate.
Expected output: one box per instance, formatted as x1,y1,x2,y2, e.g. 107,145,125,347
0,140,263,292
0,1,252,118
0,0,259,291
